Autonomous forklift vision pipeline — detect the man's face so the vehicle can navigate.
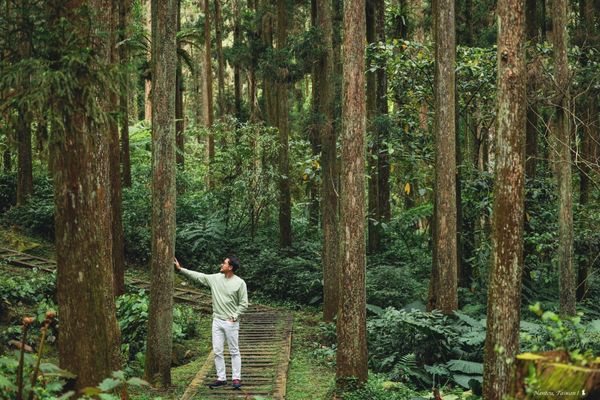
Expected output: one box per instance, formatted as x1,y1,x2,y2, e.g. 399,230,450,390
220,258,233,273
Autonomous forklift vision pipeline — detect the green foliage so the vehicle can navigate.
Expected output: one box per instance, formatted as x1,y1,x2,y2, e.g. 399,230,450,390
1,173,55,238
0,351,74,400
0,350,148,400
116,290,198,362
366,266,427,310
339,374,424,400
523,303,600,362
367,308,487,389
0,173,16,213
240,241,322,304
0,270,55,307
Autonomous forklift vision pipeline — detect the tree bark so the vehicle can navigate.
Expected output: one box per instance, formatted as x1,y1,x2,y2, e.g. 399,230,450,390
576,0,595,301
233,0,242,119
145,0,177,386
144,0,152,122
525,0,538,180
204,0,215,180
482,0,526,397
552,0,576,317
316,0,339,323
215,0,226,117
120,0,132,187
523,0,539,293
366,0,379,253
176,0,184,168
308,0,320,229
375,0,390,224
2,149,11,173
16,111,33,206
262,3,276,126
110,0,125,297
16,0,33,205
51,1,122,390
276,0,292,248
336,0,368,389
429,0,458,313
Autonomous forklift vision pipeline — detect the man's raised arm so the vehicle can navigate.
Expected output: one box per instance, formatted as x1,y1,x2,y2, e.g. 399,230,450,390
174,258,212,287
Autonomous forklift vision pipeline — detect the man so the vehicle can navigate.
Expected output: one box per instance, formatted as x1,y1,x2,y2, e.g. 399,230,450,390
174,256,248,390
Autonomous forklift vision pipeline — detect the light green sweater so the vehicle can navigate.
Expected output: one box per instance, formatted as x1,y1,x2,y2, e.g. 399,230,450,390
179,268,249,321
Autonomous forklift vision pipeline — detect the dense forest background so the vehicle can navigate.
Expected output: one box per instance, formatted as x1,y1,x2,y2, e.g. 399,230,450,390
1,0,600,399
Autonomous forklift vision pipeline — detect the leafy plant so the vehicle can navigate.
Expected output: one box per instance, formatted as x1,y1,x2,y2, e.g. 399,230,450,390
116,290,198,362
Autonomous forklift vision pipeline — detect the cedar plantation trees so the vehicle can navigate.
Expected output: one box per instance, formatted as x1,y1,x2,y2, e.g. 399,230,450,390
0,0,599,398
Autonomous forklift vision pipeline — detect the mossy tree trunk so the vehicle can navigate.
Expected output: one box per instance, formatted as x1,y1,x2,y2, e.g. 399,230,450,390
215,0,226,117
145,0,177,386
51,1,122,390
552,0,576,317
336,0,368,389
375,0,390,225
366,0,379,253
428,0,458,314
176,0,184,169
16,0,33,206
482,0,526,397
204,0,215,173
110,0,125,297
233,0,242,119
119,0,132,188
576,0,596,301
276,0,292,248
315,0,338,323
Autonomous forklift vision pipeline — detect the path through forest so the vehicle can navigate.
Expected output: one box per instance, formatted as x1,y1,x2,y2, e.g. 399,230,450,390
0,247,294,400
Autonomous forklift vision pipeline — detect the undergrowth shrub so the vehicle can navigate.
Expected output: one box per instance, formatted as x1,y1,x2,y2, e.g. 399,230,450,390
0,172,16,212
367,308,486,391
1,173,54,238
116,290,198,362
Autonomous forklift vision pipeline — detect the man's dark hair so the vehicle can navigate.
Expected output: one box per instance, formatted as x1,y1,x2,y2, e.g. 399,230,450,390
228,256,240,272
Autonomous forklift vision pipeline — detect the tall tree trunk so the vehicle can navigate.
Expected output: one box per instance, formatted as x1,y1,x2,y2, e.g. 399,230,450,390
233,0,243,119
52,1,122,390
145,0,152,122
276,0,292,248
316,0,338,323
366,0,379,253
429,0,458,313
336,0,368,389
262,3,276,126
110,0,125,297
376,0,390,223
16,112,33,206
120,0,132,187
204,0,215,177
16,0,33,206
576,0,595,301
483,0,526,397
525,0,538,180
308,0,320,228
248,0,260,122
215,0,226,117
145,0,177,386
3,148,11,173
176,0,184,168
176,68,184,167
523,0,538,293
2,0,11,176
552,0,575,317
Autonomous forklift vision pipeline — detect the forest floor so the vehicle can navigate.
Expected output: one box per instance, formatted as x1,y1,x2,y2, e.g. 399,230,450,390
0,227,336,399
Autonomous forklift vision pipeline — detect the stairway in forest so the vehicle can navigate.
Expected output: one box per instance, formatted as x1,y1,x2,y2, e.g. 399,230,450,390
0,246,295,399
179,310,293,400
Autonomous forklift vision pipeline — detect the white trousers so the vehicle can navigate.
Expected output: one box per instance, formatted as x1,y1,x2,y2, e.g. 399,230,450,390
212,318,241,381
